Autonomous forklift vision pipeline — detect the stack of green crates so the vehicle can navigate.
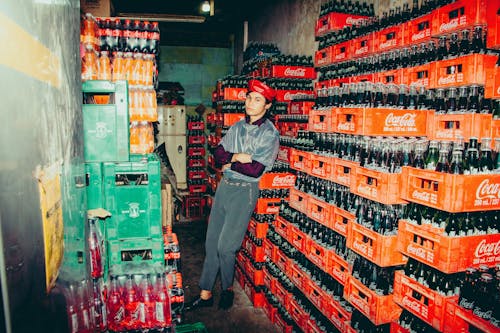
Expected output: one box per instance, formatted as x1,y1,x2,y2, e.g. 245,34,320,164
83,80,165,277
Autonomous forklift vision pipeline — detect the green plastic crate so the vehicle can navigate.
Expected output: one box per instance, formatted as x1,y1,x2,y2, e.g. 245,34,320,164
86,162,104,209
82,80,129,162
107,237,164,276
103,159,162,240
175,323,208,333
129,153,159,163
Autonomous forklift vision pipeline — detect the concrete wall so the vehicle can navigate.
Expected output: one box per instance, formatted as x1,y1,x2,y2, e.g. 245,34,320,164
158,45,233,106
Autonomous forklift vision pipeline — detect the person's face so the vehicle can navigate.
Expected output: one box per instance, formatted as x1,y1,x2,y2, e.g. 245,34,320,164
245,91,271,118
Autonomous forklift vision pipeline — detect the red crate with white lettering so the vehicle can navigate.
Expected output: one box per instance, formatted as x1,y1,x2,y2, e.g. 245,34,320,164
404,63,433,88
335,107,363,134
263,264,277,294
350,73,376,83
431,0,487,36
290,149,311,173
376,25,404,52
259,172,296,189
307,196,333,227
275,280,292,313
188,184,207,195
274,312,293,333
248,218,269,239
187,147,205,157
254,197,281,214
432,54,497,88
344,275,403,326
289,295,309,329
244,257,264,286
347,220,407,267
187,121,204,130
223,87,247,101
331,206,354,237
331,158,358,187
289,188,309,214
324,296,352,332
405,12,433,46
390,322,410,333
271,65,316,80
351,33,375,58
242,236,265,262
183,196,205,219
427,113,492,143
315,46,334,67
327,249,350,286
306,318,327,333
275,90,315,103
309,108,334,133
443,298,500,333
277,145,292,163
378,68,405,85
393,271,457,332
288,100,315,115
288,260,306,291
485,63,500,99
243,278,265,308
486,0,500,49
352,166,408,205
306,238,328,271
188,170,207,180
187,158,206,168
309,153,334,180
287,223,306,252
304,276,325,311
274,215,289,240
315,12,369,37
397,219,500,273
222,113,245,127
369,107,430,137
400,166,500,212
493,119,500,138
187,135,205,145
275,247,290,275
262,296,278,324
332,41,351,63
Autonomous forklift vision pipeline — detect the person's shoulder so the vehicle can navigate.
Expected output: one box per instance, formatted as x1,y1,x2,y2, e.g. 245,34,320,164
262,119,279,135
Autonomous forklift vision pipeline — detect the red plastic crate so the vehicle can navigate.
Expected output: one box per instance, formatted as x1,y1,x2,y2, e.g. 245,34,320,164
432,54,497,88
274,312,293,333
309,154,334,181
188,184,207,195
275,90,315,103
259,172,296,189
242,236,265,262
262,296,278,324
344,275,403,326
275,247,289,275
315,12,369,37
325,296,352,332
287,223,306,252
443,298,500,333
428,113,492,143
397,219,500,273
351,33,375,58
290,149,311,173
309,108,334,133
289,188,309,214
376,25,404,52
306,318,326,333
188,170,206,180
400,166,500,212
187,135,205,145
288,260,306,291
431,0,487,36
187,147,205,157
485,63,500,99
350,73,375,83
331,158,358,187
183,196,205,219
486,0,500,49
351,166,408,205
187,158,206,168
248,218,269,239
404,63,433,88
493,119,500,138
263,265,277,294
315,46,334,67
332,41,351,63
223,87,247,101
274,216,289,240
222,113,245,127
270,65,316,80
335,107,363,134
331,206,354,237
243,279,265,308
288,100,315,115
289,296,309,329
366,107,430,136
393,271,457,331
390,322,410,333
254,197,281,214
263,238,277,263
405,12,433,45
187,121,204,130
277,145,292,163
244,258,264,286
275,280,292,312
306,238,328,270
378,68,405,85
347,220,407,267
304,276,325,312
307,196,333,227
327,249,350,285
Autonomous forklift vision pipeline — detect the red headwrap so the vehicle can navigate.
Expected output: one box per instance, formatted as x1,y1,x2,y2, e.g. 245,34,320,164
248,79,276,101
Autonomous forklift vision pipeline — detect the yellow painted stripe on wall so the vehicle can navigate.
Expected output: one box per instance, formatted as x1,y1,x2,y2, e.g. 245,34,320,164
0,12,61,88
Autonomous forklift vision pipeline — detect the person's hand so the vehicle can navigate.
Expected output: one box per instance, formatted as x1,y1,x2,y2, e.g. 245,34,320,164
231,153,252,164
221,163,232,171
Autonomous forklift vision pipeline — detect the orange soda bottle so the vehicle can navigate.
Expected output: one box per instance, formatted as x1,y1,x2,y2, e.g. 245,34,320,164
82,44,98,81
124,52,134,83
98,51,111,81
143,54,154,87
130,121,140,154
112,51,124,82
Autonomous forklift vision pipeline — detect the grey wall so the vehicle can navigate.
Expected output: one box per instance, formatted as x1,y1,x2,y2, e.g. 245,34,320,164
0,1,84,332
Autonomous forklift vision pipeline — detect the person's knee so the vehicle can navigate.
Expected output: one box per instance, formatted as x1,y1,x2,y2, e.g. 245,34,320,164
217,241,237,258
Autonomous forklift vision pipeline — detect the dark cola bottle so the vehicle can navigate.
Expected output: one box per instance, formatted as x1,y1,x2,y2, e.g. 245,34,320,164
473,273,494,320
459,267,477,310
472,25,485,53
460,29,471,55
437,36,448,60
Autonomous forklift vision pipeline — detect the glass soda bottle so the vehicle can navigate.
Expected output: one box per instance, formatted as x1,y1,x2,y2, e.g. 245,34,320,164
88,218,103,279
124,274,142,330
107,275,124,332
140,274,156,329
155,273,172,329
425,141,439,170
98,51,111,81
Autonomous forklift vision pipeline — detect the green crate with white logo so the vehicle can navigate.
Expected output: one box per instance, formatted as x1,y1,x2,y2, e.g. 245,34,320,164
82,80,129,162
107,237,164,276
103,158,162,241
86,162,104,209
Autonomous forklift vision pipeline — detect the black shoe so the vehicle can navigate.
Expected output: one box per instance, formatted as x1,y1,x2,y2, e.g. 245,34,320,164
218,290,234,310
184,296,213,311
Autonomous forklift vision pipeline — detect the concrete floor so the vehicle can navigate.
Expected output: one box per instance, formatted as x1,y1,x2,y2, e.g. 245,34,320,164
174,219,280,333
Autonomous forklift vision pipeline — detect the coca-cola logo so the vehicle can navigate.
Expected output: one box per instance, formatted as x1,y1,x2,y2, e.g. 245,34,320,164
438,75,456,85
337,122,355,131
329,313,342,329
384,113,417,128
349,295,369,313
335,53,346,60
402,296,424,316
379,39,396,49
352,240,369,255
237,90,247,99
476,179,500,200
291,104,300,112
337,175,350,184
412,190,431,202
284,92,297,100
436,131,454,139
497,86,500,95
332,269,346,282
357,184,376,197
355,46,368,55
346,17,365,25
312,167,325,176
440,18,459,32
271,174,295,187
474,239,500,258
334,221,347,234
311,210,323,221
411,30,428,41
407,243,429,261
284,67,306,77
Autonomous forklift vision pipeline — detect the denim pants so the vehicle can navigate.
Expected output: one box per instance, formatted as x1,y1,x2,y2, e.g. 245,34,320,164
199,177,260,291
